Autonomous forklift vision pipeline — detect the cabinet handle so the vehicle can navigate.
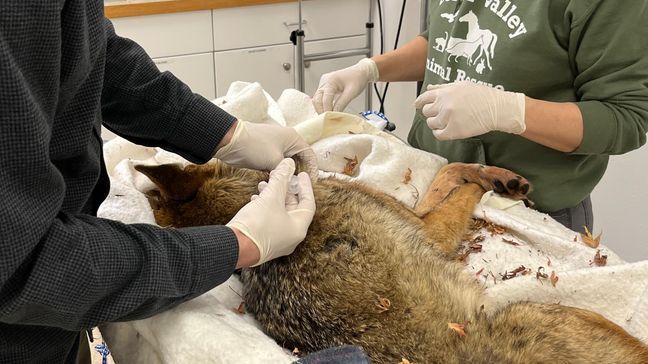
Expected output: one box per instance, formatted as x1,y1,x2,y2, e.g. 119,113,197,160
282,20,307,28
282,63,292,71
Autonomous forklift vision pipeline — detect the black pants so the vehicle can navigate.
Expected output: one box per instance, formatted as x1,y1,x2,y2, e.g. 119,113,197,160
547,196,593,234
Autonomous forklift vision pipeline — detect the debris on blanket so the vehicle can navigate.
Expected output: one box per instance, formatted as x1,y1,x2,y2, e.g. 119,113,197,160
343,155,359,176
232,302,246,315
402,168,413,184
591,250,608,267
581,226,603,248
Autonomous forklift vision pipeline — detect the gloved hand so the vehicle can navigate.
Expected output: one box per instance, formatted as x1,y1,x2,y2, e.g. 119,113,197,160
312,58,379,113
214,120,318,181
227,158,316,266
414,81,526,140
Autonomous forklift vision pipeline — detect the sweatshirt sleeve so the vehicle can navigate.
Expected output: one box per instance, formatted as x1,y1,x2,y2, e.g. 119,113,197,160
100,19,236,164
0,9,238,331
569,0,648,155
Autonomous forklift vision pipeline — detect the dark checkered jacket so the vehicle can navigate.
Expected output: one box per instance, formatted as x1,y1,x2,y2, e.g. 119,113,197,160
0,1,240,362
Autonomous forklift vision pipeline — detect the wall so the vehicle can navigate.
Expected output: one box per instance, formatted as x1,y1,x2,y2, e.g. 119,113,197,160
375,0,648,262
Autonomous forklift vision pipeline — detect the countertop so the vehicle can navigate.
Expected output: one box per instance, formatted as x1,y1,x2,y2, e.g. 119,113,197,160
105,0,295,18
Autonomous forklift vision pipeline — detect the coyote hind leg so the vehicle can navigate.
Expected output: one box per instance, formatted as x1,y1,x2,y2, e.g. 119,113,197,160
415,163,531,255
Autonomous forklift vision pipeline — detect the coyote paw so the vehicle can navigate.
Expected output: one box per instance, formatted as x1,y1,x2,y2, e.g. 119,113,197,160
471,164,532,202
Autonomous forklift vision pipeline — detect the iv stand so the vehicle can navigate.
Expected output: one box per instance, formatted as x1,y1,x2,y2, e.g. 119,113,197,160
292,0,375,111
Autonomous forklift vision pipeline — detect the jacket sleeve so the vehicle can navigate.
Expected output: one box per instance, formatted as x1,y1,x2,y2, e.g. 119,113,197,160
0,10,238,330
569,0,648,155
101,19,236,164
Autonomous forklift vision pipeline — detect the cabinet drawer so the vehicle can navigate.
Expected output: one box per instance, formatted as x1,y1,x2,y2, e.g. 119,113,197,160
214,44,295,100
111,10,213,58
153,53,215,100
212,0,369,51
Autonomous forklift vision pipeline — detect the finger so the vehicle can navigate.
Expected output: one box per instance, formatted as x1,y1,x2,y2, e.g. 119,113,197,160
421,102,440,118
332,91,353,112
262,158,296,201
414,90,438,109
426,116,446,131
432,128,452,141
257,181,268,194
294,172,316,213
321,91,336,113
312,90,324,114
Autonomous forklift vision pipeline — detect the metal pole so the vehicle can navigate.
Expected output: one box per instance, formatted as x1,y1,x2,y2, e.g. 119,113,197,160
295,0,305,91
365,0,374,110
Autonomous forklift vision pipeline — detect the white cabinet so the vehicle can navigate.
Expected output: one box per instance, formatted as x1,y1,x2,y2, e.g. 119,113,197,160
109,1,370,104
214,44,294,99
110,11,213,58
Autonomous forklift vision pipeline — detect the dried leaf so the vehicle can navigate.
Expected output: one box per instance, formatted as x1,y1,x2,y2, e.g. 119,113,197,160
501,265,529,281
232,302,245,315
591,250,608,266
376,295,391,313
550,271,559,287
469,243,483,253
502,238,521,246
402,168,413,184
536,266,548,280
448,321,469,338
475,267,485,276
343,155,359,176
581,226,602,248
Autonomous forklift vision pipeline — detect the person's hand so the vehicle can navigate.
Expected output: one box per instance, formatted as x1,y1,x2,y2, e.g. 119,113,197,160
214,121,318,181
312,58,379,113
227,158,316,267
414,81,526,140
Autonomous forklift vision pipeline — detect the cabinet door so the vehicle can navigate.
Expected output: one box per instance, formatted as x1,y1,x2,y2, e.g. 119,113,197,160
110,10,213,58
214,44,294,100
153,53,215,100
303,36,368,114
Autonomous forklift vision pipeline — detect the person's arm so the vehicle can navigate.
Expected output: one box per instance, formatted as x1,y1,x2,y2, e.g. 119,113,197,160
521,99,583,152
416,2,648,153
100,19,236,164
372,35,428,82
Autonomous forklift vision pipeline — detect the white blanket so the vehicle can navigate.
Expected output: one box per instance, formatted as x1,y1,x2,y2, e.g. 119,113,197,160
99,82,648,363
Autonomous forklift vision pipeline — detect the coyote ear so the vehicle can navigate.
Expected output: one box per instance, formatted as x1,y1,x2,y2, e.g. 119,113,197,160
134,163,215,202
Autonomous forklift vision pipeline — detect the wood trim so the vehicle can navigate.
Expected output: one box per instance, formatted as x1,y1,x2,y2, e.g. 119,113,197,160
105,0,295,19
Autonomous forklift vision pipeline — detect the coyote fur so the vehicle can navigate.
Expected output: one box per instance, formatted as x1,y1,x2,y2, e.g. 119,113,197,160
136,161,648,364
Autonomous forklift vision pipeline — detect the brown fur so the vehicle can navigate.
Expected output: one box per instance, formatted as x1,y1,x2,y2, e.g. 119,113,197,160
135,161,648,364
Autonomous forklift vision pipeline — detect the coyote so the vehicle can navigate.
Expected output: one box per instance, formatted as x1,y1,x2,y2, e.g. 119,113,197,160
136,161,648,364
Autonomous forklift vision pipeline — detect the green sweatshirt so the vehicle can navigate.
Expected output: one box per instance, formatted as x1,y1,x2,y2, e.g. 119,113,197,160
408,0,648,212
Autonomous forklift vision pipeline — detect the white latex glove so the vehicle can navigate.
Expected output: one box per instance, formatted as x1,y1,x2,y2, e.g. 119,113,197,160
312,58,379,113
227,158,316,266
414,81,526,140
214,120,318,180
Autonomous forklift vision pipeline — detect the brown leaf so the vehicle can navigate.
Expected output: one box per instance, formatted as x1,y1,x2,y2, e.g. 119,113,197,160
232,302,245,315
376,295,391,313
402,168,413,184
591,250,608,266
502,238,521,246
536,266,548,280
550,271,559,287
343,155,359,176
448,321,469,338
581,226,602,248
